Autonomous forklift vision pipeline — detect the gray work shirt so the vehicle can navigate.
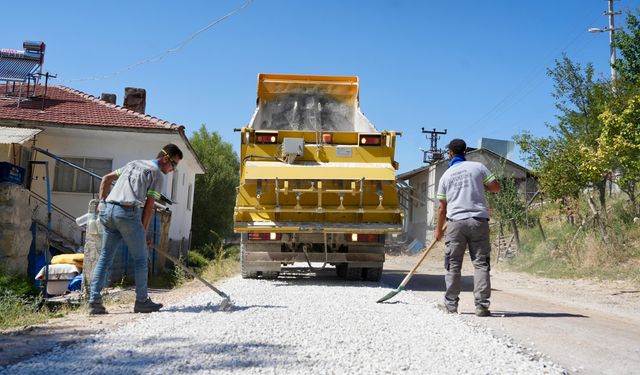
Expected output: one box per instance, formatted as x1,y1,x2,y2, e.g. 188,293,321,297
437,161,496,221
106,160,164,207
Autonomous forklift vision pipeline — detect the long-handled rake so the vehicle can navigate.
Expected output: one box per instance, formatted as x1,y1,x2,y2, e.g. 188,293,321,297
376,225,446,303
153,246,233,310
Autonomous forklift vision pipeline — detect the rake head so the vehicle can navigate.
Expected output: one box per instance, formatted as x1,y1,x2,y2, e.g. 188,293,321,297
219,297,234,311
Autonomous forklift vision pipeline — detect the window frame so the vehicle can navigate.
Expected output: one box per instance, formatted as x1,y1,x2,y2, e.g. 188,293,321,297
171,169,179,202
186,183,193,211
53,156,112,194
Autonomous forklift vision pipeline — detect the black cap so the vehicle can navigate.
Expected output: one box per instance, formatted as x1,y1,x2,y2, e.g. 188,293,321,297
447,138,467,155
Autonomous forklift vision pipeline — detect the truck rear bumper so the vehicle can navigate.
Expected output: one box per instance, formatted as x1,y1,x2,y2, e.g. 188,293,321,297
244,251,384,264
234,221,402,234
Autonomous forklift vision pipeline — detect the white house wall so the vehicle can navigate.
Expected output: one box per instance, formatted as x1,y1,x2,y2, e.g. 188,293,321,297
406,173,428,244
29,127,197,242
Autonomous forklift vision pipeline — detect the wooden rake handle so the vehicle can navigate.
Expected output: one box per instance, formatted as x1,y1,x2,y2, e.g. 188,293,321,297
398,223,447,290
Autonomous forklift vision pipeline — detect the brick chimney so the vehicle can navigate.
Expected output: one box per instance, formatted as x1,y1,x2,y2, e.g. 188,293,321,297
123,87,146,114
101,93,116,104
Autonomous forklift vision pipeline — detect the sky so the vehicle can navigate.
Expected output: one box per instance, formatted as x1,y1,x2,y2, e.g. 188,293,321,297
2,0,638,173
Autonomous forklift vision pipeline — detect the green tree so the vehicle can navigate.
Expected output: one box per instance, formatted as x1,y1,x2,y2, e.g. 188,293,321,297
189,125,240,249
614,10,640,86
486,171,526,225
515,56,610,206
597,94,640,215
514,132,589,200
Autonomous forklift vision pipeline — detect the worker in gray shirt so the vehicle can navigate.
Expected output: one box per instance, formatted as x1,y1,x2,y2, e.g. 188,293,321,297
434,139,501,317
89,144,182,314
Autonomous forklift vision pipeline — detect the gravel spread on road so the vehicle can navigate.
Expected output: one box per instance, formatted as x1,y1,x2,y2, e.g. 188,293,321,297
1,273,565,374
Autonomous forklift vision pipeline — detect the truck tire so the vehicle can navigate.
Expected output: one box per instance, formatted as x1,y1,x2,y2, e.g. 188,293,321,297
345,266,363,281
364,267,382,282
261,271,280,279
240,235,281,278
240,242,258,279
335,264,347,278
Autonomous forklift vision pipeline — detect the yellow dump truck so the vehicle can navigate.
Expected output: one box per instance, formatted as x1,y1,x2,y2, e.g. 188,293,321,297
234,74,403,281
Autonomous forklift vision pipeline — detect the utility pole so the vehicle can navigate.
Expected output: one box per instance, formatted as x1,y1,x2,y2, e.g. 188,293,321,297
420,128,447,164
589,0,622,83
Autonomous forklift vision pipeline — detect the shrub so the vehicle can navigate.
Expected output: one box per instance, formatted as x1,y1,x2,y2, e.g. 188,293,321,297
187,251,209,269
194,242,219,260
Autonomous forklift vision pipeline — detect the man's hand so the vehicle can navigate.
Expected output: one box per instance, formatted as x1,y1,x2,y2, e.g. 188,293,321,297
435,226,444,241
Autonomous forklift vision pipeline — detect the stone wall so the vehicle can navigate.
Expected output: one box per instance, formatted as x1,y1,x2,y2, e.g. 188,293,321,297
0,184,33,276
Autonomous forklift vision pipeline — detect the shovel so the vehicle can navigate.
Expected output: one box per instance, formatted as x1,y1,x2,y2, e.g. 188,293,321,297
152,245,233,310
377,224,446,303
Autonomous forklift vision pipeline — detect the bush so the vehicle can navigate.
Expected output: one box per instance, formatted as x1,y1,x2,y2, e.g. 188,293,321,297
187,251,209,269
0,267,50,329
0,270,39,297
506,196,640,284
194,242,219,260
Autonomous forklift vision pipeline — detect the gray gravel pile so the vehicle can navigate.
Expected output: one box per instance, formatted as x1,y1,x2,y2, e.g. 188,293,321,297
2,273,565,374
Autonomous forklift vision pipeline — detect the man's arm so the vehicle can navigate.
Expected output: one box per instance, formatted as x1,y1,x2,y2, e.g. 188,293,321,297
434,200,447,241
142,197,155,230
99,171,119,201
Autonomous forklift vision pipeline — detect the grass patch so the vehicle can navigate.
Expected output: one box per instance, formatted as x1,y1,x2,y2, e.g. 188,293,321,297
200,245,239,282
503,195,640,285
1,244,240,330
149,245,239,289
0,269,74,330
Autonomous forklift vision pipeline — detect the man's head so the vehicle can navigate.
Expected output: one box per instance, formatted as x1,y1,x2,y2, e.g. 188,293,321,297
157,144,183,174
447,138,467,157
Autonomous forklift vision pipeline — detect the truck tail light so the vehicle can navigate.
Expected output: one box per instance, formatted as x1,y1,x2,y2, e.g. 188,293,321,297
322,133,332,143
348,233,380,242
255,133,278,144
360,135,381,145
248,232,281,241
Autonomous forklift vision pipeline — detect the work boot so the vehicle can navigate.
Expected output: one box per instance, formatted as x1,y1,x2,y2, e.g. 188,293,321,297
134,298,163,313
475,305,491,317
438,304,458,314
88,301,107,315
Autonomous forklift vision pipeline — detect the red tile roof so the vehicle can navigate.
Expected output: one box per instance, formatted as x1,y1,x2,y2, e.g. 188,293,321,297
0,85,181,130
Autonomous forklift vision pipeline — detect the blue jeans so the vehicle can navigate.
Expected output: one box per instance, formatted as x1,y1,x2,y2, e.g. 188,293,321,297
90,203,149,303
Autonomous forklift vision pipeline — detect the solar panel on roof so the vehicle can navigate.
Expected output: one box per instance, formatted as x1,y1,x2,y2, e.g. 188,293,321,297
0,40,46,108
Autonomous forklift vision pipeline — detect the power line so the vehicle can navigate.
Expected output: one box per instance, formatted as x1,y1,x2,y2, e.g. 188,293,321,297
60,0,254,82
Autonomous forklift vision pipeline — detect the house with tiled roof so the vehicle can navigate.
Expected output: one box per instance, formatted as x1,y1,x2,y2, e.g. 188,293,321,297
0,84,204,276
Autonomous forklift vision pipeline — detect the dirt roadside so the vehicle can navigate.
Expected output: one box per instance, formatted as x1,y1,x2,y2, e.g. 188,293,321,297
0,280,210,368
382,251,640,375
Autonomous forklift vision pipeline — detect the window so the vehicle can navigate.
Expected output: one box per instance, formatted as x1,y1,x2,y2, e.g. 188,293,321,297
53,157,112,193
171,170,179,201
187,183,193,211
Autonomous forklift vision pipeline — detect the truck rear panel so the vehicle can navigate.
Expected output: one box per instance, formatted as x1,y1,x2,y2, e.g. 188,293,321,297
234,74,402,281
